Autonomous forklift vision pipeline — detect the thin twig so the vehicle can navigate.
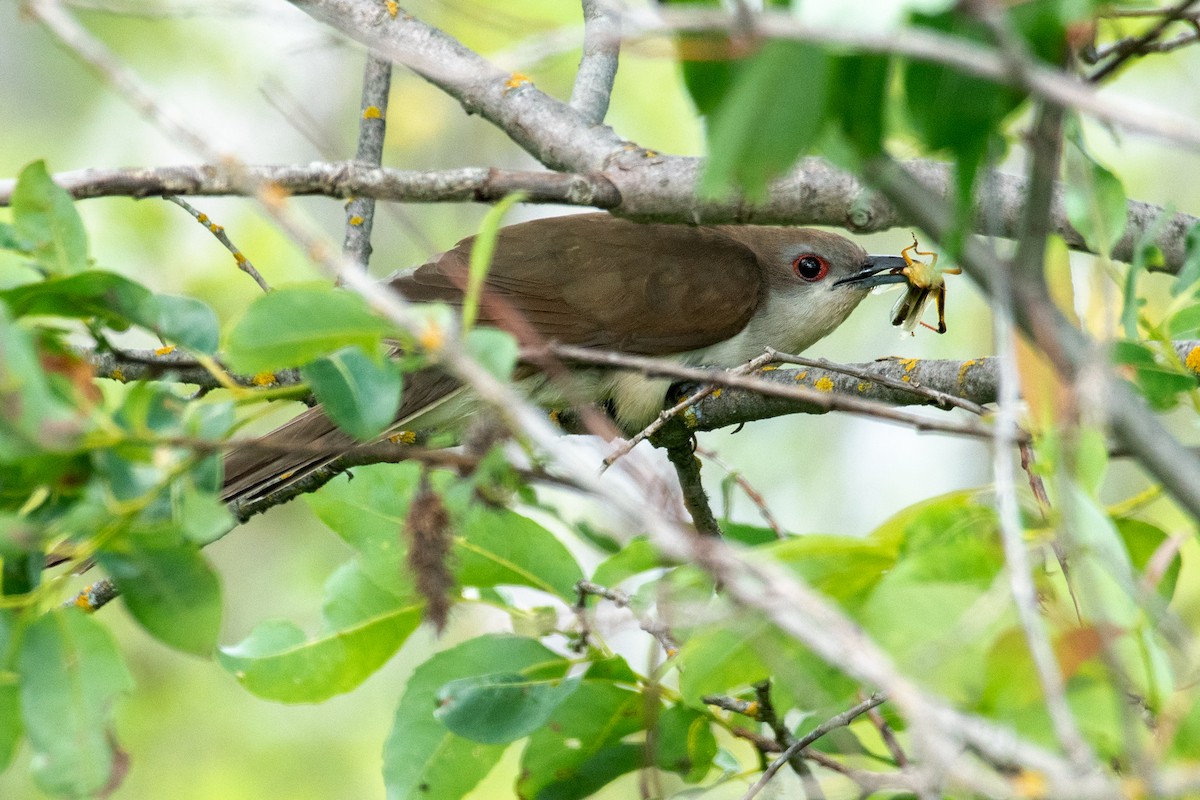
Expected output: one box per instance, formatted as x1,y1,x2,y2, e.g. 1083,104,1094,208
1089,0,1200,81
693,445,784,538
867,701,909,767
663,438,723,538
574,580,678,656
343,54,392,269
163,195,270,292
753,681,825,800
741,693,888,800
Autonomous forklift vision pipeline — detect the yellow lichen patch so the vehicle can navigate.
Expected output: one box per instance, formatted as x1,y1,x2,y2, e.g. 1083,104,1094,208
857,381,869,392
710,388,722,399
898,358,918,372
1011,770,1046,799
957,358,978,384
110,368,125,381
362,105,383,120
75,587,96,611
665,647,678,659
760,364,778,372
234,252,248,265
794,370,807,381
385,0,398,17
155,345,176,356
278,471,294,481
644,149,658,158
1186,346,1200,374
388,430,417,445
252,372,277,387
348,215,365,226
682,407,699,428
419,320,445,352
901,375,911,383
743,700,759,717
505,72,532,90
814,376,835,392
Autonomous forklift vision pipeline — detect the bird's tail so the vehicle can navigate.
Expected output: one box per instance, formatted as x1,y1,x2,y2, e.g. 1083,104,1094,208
221,367,460,506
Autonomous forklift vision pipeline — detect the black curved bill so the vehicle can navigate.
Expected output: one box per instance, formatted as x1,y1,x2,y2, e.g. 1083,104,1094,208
834,255,910,289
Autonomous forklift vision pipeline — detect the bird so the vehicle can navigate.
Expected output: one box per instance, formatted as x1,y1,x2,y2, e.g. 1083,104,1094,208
221,213,906,504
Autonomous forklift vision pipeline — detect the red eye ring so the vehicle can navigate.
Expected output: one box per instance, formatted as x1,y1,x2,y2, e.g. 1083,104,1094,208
792,254,828,282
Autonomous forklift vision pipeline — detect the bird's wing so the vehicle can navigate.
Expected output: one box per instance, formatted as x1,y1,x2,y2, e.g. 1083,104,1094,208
223,215,763,505
394,213,765,354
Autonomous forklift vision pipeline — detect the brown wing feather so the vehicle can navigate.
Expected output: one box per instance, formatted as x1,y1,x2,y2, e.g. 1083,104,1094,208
393,213,765,354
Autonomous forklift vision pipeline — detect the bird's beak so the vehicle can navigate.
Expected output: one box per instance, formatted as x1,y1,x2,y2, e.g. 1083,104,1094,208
833,255,910,290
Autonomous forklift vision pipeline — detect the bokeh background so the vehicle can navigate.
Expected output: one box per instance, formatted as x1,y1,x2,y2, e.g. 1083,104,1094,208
2,1,1200,797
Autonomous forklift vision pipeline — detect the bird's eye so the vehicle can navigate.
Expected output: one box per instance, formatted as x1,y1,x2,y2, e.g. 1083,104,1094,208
792,254,828,282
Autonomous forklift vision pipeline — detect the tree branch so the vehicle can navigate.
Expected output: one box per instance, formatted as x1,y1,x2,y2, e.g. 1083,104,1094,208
3,158,1193,273
569,0,620,124
342,54,393,269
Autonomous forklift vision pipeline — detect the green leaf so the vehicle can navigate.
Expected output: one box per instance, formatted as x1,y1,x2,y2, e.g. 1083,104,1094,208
1171,221,1200,296
177,486,235,545
11,160,88,275
721,521,782,547
301,346,404,441
97,546,222,656
0,270,219,352
17,609,134,797
464,327,519,381
218,562,421,702
0,270,147,323
1167,303,1200,339
383,635,567,800
1111,341,1195,410
769,533,897,607
592,537,664,586
136,293,220,354
0,304,84,457
701,40,832,200
0,221,22,251
458,504,584,600
305,463,422,590
224,283,392,374
462,192,526,332
677,624,771,705
904,15,1022,153
655,703,717,783
1115,518,1180,601
1064,142,1128,256
435,672,580,744
518,678,646,800
0,611,22,771
829,54,890,158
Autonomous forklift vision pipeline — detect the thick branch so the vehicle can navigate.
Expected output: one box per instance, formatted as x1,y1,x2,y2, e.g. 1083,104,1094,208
5,159,1194,272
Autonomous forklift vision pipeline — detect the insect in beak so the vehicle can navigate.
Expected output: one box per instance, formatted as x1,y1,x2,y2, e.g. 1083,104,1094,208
889,238,961,335
834,237,960,334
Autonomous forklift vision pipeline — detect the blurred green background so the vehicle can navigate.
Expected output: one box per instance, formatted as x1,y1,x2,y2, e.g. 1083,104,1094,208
2,1,1199,797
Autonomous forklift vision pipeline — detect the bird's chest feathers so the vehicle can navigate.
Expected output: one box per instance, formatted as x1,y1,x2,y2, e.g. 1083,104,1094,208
686,290,855,367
